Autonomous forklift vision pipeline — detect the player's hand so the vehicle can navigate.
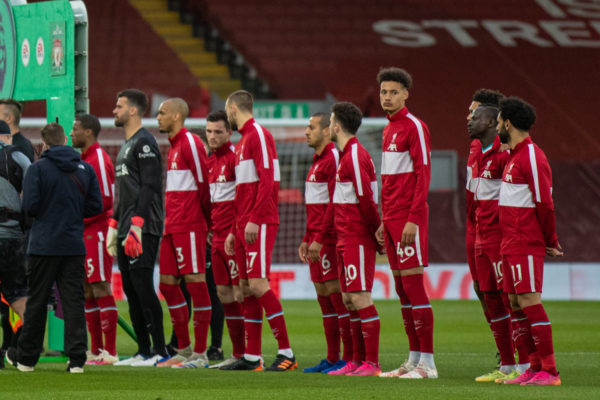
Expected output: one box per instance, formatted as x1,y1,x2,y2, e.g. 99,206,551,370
375,223,385,246
401,222,417,247
308,241,323,263
245,222,259,244
106,218,118,257
224,233,235,256
298,241,309,263
546,243,564,257
207,231,213,246
376,242,386,255
122,216,144,258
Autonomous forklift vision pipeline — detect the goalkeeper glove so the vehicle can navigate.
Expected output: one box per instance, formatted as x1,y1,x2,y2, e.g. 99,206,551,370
122,216,144,258
106,218,118,257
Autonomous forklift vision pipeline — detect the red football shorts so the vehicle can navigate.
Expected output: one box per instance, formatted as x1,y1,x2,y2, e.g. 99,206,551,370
211,242,240,286
237,223,278,280
84,227,113,284
338,242,376,293
466,230,477,282
309,243,340,283
502,255,545,294
475,246,503,292
383,216,428,270
159,231,207,276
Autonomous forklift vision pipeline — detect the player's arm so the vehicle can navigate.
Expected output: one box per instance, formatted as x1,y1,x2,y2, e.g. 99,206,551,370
354,155,381,237
83,163,103,218
185,136,212,227
309,158,337,262
22,164,41,217
407,124,431,224
528,151,559,251
248,137,275,225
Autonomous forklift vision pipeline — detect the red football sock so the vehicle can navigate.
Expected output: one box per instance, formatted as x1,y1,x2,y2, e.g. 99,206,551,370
85,297,102,354
510,309,530,365
187,281,212,354
358,305,380,365
330,292,353,362
513,309,540,370
484,292,515,366
350,310,365,364
223,301,245,358
258,289,291,351
159,283,191,349
402,274,434,354
243,296,263,357
96,295,118,355
317,295,340,363
522,304,558,375
394,275,420,352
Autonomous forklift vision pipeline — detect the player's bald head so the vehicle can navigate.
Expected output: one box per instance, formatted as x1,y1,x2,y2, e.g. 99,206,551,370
165,97,189,120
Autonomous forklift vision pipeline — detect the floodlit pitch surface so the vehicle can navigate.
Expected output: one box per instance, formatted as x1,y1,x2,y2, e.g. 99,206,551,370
1,300,598,399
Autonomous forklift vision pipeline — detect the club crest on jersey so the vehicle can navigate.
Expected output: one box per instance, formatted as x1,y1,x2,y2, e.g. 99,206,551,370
505,163,515,182
482,161,493,179
217,165,227,182
387,133,398,151
171,152,178,170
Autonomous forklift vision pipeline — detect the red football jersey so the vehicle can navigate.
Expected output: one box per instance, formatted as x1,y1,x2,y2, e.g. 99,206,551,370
164,128,211,235
303,142,339,245
499,137,558,256
466,139,481,242
209,141,236,242
81,142,114,227
233,118,279,230
381,107,431,223
474,136,510,248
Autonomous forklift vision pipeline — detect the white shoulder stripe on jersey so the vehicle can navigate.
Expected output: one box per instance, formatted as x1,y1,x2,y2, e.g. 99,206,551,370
351,143,363,196
528,144,541,203
254,123,270,169
166,169,199,192
371,180,379,204
331,148,340,168
406,113,429,166
499,182,535,208
475,178,502,201
333,181,358,204
235,159,258,184
210,181,236,202
229,144,235,153
305,182,330,204
381,151,413,175
274,159,280,182
185,132,203,183
466,166,473,191
96,148,110,196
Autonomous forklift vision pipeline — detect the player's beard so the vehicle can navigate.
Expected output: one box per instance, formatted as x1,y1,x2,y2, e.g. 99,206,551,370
114,115,126,127
498,126,510,144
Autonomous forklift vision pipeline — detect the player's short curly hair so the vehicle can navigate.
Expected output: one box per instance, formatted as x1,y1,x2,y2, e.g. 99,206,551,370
207,110,230,131
331,102,362,135
472,89,504,107
376,67,412,89
499,97,536,131
75,114,101,138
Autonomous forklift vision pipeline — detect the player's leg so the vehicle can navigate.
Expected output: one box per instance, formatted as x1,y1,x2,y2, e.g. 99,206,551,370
212,245,244,367
515,256,560,386
83,231,103,362
91,281,118,364
206,263,225,361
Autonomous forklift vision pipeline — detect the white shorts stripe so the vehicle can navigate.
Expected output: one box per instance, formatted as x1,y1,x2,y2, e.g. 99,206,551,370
185,132,204,183
351,143,363,196
260,224,267,278
414,224,423,266
190,231,198,274
97,232,105,281
406,113,429,166
528,255,535,292
528,144,541,203
359,244,366,291
254,123,270,169
96,148,110,196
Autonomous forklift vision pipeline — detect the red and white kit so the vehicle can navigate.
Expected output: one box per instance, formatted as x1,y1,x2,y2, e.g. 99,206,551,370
466,139,481,280
321,137,379,292
473,136,510,291
381,107,431,269
233,118,280,279
304,142,340,283
208,141,240,285
82,142,115,283
499,137,558,294
160,128,211,276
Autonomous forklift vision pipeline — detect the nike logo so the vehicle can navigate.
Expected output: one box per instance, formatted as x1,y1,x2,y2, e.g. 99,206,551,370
177,264,186,270
129,258,139,265
399,257,412,263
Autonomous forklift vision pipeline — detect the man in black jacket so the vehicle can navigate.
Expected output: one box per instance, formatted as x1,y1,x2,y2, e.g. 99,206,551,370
6,123,102,373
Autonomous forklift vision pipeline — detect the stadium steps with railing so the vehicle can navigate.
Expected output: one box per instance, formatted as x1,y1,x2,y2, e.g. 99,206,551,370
128,0,241,99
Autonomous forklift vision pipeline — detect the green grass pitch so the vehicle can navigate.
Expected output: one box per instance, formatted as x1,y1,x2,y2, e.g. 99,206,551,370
1,300,598,399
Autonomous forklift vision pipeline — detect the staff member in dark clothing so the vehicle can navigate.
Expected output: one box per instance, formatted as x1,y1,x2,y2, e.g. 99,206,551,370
107,89,167,366
0,99,35,162
6,123,102,373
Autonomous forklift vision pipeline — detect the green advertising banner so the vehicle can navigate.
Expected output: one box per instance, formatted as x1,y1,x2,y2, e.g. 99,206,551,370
0,0,16,99
254,101,310,119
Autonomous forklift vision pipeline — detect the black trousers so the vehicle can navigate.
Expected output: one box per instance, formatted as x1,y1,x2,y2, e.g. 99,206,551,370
117,234,166,356
17,255,86,367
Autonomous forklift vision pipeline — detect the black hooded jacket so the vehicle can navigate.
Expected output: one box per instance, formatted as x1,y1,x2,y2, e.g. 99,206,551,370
23,145,102,255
